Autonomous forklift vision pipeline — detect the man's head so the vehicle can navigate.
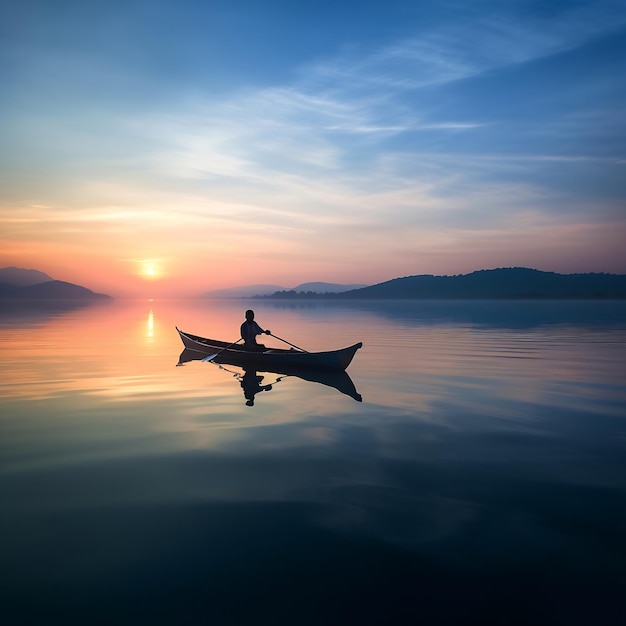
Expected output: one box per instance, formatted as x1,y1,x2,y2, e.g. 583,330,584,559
245,309,254,321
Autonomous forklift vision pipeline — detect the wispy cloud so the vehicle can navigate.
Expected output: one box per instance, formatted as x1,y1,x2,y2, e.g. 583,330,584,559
303,1,626,91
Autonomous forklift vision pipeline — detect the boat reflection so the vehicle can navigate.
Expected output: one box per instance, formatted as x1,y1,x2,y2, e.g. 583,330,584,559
177,348,362,403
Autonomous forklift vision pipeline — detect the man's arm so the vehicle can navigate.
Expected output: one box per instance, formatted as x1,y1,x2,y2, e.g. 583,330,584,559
255,321,271,336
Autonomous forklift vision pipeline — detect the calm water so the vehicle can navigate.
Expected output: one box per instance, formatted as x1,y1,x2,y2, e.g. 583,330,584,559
1,298,625,625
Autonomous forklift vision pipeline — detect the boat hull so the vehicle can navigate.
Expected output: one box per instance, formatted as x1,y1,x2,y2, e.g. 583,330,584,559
177,348,362,401
176,328,362,371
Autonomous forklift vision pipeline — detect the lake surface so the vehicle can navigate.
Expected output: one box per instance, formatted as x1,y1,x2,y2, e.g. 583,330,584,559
1,298,625,625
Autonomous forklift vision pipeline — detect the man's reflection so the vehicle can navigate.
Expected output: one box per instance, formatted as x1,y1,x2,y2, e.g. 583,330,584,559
240,368,273,406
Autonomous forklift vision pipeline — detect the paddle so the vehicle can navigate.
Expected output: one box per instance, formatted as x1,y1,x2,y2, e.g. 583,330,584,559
267,332,308,353
202,337,244,362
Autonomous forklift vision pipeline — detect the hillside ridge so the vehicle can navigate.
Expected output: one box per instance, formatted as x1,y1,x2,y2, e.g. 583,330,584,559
263,268,626,300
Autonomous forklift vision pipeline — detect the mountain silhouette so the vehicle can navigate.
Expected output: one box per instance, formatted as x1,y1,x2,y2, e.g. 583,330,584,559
262,268,626,299
205,282,366,298
292,282,367,293
335,268,626,299
204,284,287,298
0,269,111,301
0,281,111,300
0,267,54,286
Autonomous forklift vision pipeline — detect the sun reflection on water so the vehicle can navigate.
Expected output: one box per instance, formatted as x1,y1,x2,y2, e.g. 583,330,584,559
147,310,154,338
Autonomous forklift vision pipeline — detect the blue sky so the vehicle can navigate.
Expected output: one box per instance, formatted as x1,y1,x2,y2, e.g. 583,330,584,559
1,0,625,295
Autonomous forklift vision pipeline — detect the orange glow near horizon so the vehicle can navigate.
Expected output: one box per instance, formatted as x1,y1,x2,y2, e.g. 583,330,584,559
1,216,626,299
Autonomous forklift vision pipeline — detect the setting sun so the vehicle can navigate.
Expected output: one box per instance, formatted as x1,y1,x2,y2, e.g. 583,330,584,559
139,260,161,280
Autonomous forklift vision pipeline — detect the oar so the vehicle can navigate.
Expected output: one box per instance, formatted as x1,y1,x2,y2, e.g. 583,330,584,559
202,338,243,362
267,333,308,353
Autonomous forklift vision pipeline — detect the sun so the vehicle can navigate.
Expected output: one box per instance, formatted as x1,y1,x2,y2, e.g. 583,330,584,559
139,260,161,280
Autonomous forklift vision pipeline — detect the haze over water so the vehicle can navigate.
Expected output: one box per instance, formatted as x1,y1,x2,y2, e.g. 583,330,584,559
1,298,625,625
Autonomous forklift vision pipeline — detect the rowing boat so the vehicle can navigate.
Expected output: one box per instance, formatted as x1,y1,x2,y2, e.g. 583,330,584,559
177,348,362,401
176,327,362,371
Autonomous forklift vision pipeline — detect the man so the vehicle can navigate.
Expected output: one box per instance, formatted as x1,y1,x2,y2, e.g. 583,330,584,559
240,309,271,349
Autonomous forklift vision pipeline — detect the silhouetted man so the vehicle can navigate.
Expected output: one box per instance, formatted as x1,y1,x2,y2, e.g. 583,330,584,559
240,309,271,349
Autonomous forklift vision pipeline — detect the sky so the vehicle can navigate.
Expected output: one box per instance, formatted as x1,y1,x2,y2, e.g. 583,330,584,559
1,0,625,297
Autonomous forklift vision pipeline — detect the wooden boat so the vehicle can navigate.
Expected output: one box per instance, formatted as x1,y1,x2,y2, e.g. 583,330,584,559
177,348,362,402
176,327,362,371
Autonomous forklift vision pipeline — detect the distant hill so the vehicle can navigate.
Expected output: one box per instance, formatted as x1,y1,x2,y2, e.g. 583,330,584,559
0,280,111,300
261,268,626,299
0,267,54,286
204,284,287,298
292,282,367,294
205,282,366,298
22,280,111,299
0,266,111,300
0,270,111,301
333,268,626,299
